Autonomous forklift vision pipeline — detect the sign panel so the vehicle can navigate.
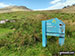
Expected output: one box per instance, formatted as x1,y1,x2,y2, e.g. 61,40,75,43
42,18,65,47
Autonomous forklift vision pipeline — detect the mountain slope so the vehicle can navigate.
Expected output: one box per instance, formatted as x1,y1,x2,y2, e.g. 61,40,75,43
61,5,75,13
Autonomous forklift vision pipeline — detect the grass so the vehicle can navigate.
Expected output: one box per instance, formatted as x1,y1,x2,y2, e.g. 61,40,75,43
0,11,75,56
0,28,13,35
0,28,13,39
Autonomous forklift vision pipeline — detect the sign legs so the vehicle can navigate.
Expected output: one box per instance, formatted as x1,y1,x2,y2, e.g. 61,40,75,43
42,21,47,47
42,35,47,47
59,37,65,46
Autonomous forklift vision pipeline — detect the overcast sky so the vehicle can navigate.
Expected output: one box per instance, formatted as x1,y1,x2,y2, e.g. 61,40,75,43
0,0,75,10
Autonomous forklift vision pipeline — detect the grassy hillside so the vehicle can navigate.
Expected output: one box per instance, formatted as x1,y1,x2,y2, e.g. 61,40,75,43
0,11,75,56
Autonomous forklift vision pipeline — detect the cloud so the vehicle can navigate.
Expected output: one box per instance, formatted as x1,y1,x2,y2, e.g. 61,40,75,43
49,0,75,10
50,0,61,4
63,0,75,6
34,0,75,10
34,2,63,11
47,2,63,10
34,3,63,11
46,0,75,10
0,3,10,8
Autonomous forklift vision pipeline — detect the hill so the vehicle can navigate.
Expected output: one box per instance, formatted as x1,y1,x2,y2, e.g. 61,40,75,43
0,6,32,13
61,5,75,13
0,5,75,13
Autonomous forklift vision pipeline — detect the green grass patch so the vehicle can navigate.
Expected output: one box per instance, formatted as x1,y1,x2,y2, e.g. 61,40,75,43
0,28,13,39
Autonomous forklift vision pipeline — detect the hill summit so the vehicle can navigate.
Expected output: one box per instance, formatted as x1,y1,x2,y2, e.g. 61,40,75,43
0,6,32,13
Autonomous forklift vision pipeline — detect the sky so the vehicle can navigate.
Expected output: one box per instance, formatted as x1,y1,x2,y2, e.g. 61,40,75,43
0,0,75,10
